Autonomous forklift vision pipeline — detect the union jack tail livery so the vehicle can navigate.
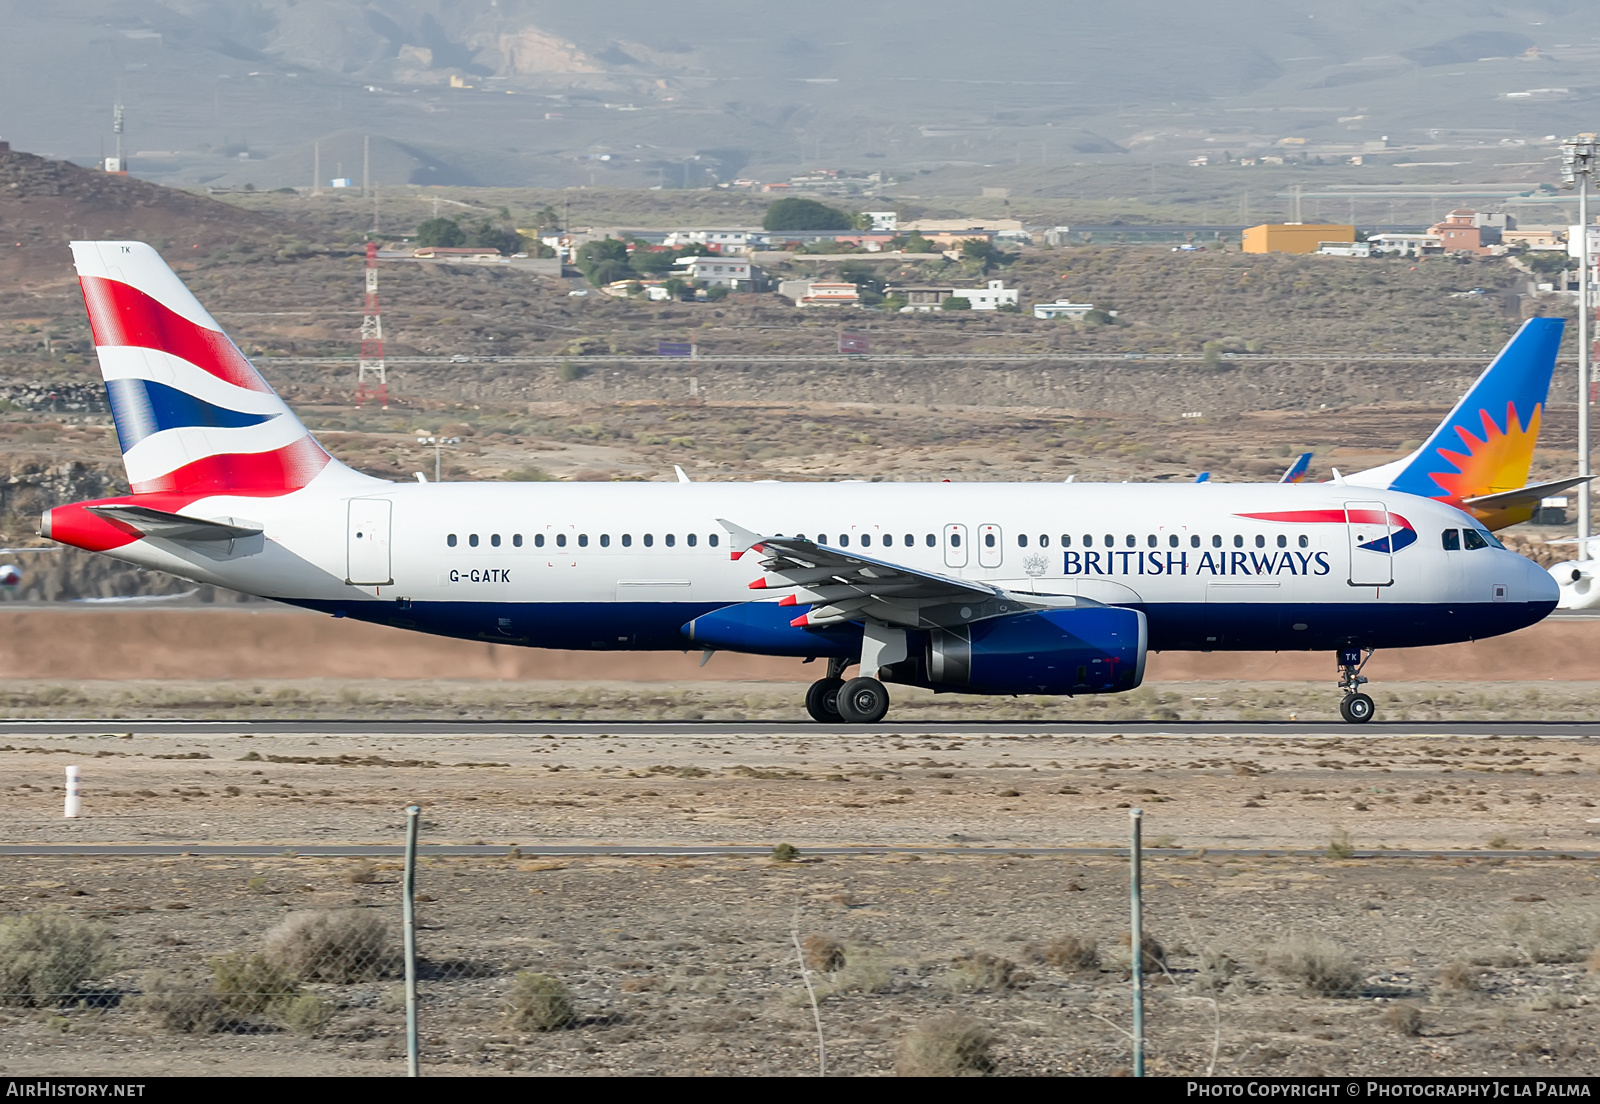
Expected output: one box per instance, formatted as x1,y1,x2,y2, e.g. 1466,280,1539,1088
70,241,350,499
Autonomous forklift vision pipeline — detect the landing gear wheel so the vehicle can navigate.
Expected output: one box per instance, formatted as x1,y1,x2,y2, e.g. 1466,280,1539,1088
836,676,890,724
1340,693,1375,724
805,678,846,724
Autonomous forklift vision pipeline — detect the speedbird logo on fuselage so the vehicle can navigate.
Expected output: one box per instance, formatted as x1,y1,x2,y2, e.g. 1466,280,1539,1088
1060,509,1415,578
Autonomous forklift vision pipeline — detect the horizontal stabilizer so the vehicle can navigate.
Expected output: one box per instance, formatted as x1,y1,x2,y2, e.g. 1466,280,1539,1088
1461,474,1593,513
84,504,262,543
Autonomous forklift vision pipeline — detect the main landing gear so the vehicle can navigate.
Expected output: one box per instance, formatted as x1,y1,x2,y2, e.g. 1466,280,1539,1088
1337,647,1375,724
805,658,891,724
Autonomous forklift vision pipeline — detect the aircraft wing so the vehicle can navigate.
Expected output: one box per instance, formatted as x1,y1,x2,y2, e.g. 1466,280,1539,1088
718,518,1094,629
83,504,262,543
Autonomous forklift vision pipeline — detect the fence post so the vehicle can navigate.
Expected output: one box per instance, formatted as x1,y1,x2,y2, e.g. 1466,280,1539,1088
403,804,420,1077
1130,807,1144,1077
64,765,82,818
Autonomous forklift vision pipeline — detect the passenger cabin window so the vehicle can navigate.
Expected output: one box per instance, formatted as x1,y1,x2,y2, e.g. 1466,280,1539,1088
665,534,675,548
1062,535,1072,547
984,533,996,548
861,534,872,547
534,534,545,548
926,534,936,547
687,534,697,547
1212,535,1222,548
491,534,501,547
1298,535,1309,548
578,534,588,548
513,534,522,548
600,534,610,548
1255,535,1265,548
1463,528,1488,551
709,534,719,547
1191,536,1200,548
1104,534,1114,547
1276,535,1286,548
905,534,914,547
949,533,960,547
469,534,480,548
447,534,457,547
643,534,654,547
1169,535,1179,548
838,534,849,547
1040,535,1050,548
622,534,632,547
556,534,567,548
1442,528,1461,551
1017,534,1028,548
1147,535,1157,548
1233,535,1244,548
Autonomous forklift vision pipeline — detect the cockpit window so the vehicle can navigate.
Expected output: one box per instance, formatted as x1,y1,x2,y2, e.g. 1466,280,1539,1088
1462,528,1487,551
1442,528,1460,551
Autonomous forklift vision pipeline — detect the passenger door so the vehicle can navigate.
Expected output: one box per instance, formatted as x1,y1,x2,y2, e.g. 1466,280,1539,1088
346,498,392,585
977,523,1003,569
943,523,968,569
1345,501,1393,587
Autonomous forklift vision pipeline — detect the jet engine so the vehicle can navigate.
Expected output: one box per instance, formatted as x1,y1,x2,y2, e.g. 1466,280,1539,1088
922,606,1146,695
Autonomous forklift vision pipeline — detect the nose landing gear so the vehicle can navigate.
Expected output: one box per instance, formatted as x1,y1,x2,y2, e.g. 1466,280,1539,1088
1337,647,1375,724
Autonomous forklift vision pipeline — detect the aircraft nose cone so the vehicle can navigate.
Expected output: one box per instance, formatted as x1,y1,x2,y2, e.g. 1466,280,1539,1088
1528,556,1560,605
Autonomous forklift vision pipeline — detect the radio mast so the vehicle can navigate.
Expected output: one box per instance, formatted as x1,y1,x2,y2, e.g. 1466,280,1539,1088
356,242,388,409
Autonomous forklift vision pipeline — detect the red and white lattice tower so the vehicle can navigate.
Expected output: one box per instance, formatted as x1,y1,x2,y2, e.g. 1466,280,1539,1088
356,241,388,408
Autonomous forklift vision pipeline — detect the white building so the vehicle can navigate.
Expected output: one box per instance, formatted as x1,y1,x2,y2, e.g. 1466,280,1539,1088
1368,233,1441,258
675,255,753,288
778,280,861,307
664,229,753,255
863,211,898,232
1032,299,1099,320
1316,241,1372,257
949,279,1018,311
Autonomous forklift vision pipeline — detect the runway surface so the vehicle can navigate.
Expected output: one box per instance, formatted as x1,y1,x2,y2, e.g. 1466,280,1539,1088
0,843,1594,859
3,719,1598,738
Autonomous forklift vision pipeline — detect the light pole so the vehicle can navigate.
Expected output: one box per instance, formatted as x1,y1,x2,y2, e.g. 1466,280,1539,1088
1561,134,1598,545
417,435,460,482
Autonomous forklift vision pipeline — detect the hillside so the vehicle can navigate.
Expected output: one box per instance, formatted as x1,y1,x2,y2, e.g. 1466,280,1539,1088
0,149,291,286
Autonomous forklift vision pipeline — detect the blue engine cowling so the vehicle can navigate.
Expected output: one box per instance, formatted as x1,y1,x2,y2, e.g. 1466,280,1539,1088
924,606,1146,695
682,601,861,657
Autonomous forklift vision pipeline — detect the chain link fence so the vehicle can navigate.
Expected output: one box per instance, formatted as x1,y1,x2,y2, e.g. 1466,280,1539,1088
4,834,1600,1075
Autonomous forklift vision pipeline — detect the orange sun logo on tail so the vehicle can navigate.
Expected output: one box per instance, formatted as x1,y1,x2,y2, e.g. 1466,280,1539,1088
1427,400,1540,507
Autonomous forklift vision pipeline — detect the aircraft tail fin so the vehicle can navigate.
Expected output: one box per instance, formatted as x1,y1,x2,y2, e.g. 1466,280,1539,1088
70,241,357,500
1279,452,1312,483
1346,317,1564,515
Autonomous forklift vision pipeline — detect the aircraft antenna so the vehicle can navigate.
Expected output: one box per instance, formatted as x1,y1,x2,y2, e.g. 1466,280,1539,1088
356,242,389,409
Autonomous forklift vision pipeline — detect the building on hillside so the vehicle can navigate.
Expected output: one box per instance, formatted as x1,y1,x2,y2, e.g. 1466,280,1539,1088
863,211,898,232
1427,210,1495,255
663,229,755,255
1242,224,1355,254
674,255,754,288
1504,226,1566,250
413,246,503,259
777,280,860,307
1032,299,1099,320
1316,241,1372,258
1368,233,1442,258
886,279,1018,311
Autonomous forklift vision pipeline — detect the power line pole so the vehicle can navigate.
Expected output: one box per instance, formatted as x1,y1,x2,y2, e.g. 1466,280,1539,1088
356,242,388,409
312,141,321,196
1562,134,1597,547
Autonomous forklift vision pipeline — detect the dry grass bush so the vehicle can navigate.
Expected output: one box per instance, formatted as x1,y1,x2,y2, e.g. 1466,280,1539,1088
819,945,894,996
135,972,227,1034
1436,959,1482,992
802,935,846,973
1192,951,1243,994
1498,912,1600,966
1108,931,1166,973
0,913,115,1006
1264,934,1363,997
896,1015,996,1077
263,910,392,982
342,860,378,885
1383,1002,1423,1037
504,971,575,1031
939,952,1028,994
210,951,302,1016
1032,934,1099,972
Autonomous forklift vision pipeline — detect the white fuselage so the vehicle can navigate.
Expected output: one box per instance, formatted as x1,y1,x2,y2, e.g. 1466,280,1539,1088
87,477,1557,657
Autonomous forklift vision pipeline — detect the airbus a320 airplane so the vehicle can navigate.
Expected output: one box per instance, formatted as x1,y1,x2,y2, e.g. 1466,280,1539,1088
42,243,1562,725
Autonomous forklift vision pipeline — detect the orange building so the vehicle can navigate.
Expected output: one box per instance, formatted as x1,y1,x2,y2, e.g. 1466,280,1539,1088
1428,210,1492,255
1242,223,1355,254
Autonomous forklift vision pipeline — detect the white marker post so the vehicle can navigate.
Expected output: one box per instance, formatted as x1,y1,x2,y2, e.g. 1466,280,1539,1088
64,765,82,818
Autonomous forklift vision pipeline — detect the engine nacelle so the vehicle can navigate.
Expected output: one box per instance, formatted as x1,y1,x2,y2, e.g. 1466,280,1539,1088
682,600,860,657
925,606,1146,695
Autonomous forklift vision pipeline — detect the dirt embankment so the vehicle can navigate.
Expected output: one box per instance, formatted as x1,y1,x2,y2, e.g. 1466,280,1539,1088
0,607,1593,683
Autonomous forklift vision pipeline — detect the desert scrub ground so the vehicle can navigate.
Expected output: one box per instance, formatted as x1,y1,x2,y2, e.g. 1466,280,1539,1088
1,852,1598,1076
